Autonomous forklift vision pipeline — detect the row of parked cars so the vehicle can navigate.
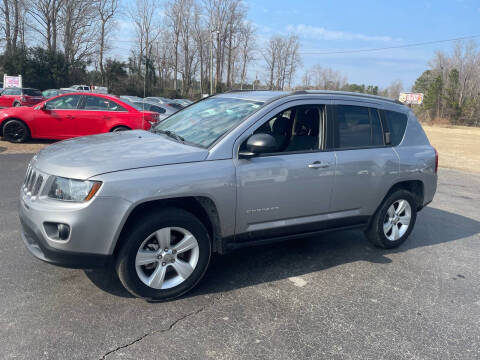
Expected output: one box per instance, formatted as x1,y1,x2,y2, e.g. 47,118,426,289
0,87,193,143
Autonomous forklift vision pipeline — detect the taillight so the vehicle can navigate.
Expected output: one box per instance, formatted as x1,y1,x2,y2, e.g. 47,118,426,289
434,147,438,173
146,113,159,124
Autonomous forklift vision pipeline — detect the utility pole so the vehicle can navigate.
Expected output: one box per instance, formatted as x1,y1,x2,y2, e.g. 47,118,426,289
210,30,214,95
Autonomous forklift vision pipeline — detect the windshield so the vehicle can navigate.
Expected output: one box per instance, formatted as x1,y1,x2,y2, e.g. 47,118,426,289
152,97,264,148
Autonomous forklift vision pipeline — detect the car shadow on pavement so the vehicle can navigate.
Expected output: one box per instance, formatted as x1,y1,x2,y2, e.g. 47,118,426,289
84,206,480,299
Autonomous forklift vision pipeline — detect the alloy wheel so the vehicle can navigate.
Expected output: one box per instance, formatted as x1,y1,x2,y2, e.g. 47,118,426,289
135,227,199,289
383,199,412,241
4,123,25,141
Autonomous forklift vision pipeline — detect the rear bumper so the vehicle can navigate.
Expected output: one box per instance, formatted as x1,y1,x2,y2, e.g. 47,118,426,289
20,211,112,268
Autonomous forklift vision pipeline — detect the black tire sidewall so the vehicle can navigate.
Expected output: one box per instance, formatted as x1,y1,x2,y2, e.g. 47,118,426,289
116,208,211,301
373,190,417,249
112,126,129,132
4,120,29,143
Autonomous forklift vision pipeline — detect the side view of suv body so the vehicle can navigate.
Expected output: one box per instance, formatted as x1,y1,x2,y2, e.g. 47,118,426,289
0,87,44,108
19,91,437,300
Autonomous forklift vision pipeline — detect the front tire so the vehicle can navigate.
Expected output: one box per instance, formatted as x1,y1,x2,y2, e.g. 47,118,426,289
365,190,417,249
3,119,30,143
13,102,21,107
115,208,212,301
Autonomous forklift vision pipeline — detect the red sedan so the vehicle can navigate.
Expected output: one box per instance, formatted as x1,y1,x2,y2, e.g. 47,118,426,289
0,93,159,143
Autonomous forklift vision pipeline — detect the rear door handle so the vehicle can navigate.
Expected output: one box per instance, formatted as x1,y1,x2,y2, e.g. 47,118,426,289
308,161,329,169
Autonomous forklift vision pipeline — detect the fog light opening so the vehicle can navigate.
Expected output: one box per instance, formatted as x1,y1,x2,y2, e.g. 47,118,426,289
57,224,70,240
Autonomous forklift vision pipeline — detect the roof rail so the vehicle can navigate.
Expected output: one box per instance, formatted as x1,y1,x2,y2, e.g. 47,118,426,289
223,89,274,93
290,90,403,104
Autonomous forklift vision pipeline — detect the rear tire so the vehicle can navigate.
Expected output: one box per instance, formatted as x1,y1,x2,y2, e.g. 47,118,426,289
115,208,212,301
13,102,21,107
3,119,30,143
365,190,417,249
111,126,130,132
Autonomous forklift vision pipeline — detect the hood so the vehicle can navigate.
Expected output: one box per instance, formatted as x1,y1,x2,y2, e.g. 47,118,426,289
32,130,209,179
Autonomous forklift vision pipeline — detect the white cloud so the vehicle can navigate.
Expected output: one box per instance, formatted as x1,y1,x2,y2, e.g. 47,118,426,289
286,24,397,42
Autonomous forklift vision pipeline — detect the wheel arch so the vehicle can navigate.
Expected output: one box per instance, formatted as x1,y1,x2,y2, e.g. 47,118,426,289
110,125,131,132
113,196,223,258
379,180,425,214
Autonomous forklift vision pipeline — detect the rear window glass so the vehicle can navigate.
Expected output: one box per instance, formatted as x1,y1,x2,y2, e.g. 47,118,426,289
334,105,383,148
23,89,42,96
84,96,125,111
384,110,408,146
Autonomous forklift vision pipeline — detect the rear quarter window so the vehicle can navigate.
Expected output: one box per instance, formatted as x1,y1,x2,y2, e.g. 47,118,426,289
384,110,408,146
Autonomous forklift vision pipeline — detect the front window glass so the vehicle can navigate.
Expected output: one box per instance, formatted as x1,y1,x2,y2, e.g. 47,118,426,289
3,88,21,95
246,105,323,153
153,97,264,148
45,95,82,110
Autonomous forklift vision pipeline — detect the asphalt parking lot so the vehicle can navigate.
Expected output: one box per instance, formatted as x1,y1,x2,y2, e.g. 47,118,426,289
0,152,479,360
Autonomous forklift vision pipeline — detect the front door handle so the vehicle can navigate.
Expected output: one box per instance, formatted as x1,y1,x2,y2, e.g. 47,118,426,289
308,161,329,169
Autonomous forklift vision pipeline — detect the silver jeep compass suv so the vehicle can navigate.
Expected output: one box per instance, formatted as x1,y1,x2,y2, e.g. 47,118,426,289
19,91,438,300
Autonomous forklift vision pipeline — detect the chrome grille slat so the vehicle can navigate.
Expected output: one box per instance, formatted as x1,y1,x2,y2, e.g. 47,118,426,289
28,172,36,192
24,166,32,186
33,175,43,196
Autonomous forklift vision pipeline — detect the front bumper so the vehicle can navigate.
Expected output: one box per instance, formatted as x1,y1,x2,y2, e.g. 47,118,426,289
20,214,111,268
19,174,132,268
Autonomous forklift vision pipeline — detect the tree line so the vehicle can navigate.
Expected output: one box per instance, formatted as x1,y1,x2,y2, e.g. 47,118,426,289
0,0,303,97
412,41,480,127
1,0,479,126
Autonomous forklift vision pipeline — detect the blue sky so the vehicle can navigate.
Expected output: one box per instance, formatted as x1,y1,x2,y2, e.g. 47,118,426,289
246,0,480,90
113,0,480,90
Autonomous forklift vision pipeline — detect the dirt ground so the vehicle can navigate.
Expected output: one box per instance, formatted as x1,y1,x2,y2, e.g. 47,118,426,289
422,125,480,173
1,125,479,173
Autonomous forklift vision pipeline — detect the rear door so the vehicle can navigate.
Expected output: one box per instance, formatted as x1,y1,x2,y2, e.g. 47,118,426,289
329,101,399,217
74,95,130,135
33,94,82,138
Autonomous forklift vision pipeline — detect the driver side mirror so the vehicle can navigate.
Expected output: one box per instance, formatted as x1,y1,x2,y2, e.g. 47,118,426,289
239,133,277,159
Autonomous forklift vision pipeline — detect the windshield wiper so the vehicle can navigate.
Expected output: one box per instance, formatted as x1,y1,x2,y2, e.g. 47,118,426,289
153,129,185,142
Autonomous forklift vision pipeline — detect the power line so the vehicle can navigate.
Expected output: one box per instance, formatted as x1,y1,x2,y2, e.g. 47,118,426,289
300,34,480,55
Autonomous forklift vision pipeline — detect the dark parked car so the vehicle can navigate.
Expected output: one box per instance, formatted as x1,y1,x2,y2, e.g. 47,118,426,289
42,89,71,99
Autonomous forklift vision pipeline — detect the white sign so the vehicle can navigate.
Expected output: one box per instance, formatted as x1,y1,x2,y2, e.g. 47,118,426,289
3,74,22,88
399,92,423,105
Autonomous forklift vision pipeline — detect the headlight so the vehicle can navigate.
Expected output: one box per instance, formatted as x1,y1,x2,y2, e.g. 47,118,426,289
48,177,102,202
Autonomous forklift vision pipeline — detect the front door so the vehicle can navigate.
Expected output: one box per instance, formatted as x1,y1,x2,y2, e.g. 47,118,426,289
33,94,82,138
234,103,336,241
